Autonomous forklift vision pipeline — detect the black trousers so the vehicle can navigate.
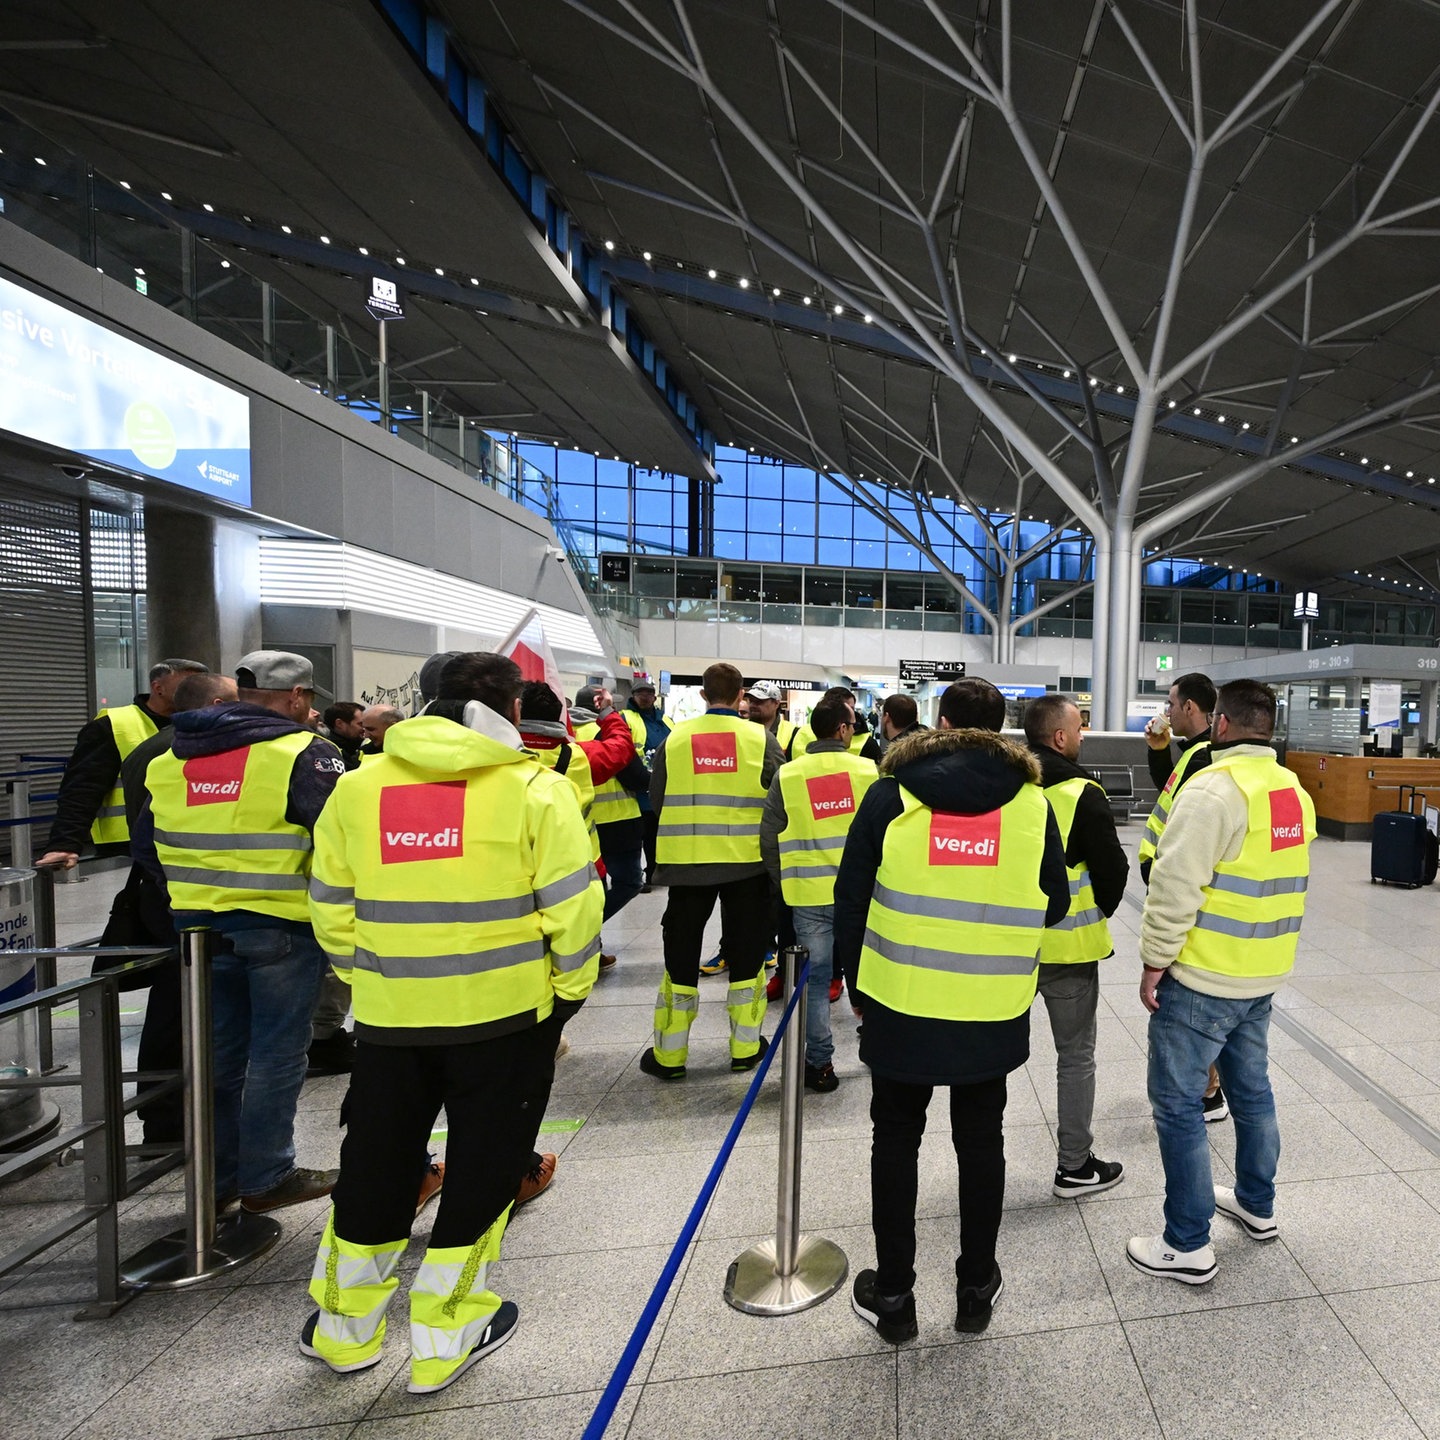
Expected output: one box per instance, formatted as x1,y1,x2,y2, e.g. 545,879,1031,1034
661,873,772,987
332,1021,558,1250
870,1071,1008,1295
136,962,184,1141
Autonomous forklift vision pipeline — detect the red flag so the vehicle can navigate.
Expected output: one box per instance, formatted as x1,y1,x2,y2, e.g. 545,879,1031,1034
496,608,568,717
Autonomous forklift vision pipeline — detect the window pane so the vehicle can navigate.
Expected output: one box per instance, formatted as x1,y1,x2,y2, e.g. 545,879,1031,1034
760,566,802,604
720,563,762,603
676,561,718,599
805,569,845,606
634,559,674,596
886,575,925,611
846,573,881,607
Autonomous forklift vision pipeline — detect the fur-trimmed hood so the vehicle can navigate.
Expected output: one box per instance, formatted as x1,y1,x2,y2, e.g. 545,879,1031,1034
878,725,1041,815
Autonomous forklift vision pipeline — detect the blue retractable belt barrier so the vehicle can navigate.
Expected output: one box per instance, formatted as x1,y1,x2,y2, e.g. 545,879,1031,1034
580,959,811,1440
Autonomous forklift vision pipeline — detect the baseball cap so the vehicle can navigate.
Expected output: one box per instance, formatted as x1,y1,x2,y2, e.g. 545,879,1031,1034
631,678,657,693
746,681,783,702
235,650,328,697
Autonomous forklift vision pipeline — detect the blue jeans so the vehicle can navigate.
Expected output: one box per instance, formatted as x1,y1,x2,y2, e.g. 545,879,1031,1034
210,925,327,1198
1148,973,1281,1252
792,904,834,1068
600,835,644,922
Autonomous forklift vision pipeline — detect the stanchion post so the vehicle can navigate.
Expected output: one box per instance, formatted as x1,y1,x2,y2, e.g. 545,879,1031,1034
121,928,281,1288
8,778,33,869
31,862,59,1074
724,944,848,1315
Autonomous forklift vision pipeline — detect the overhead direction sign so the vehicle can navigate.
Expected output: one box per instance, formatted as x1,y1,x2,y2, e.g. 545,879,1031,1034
364,276,405,321
898,659,967,686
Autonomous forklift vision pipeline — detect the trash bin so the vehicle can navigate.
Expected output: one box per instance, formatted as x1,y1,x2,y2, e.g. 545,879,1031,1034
0,866,51,1149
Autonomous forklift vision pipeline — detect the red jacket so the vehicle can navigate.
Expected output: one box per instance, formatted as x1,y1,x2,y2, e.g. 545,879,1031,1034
519,709,637,785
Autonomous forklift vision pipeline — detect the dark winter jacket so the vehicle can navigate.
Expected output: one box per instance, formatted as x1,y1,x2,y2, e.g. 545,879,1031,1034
49,696,170,856
1031,743,1130,921
131,702,344,933
833,727,1070,1086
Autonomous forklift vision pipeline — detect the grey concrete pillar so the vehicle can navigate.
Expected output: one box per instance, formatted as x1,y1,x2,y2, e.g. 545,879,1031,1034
1420,681,1439,748
144,506,222,670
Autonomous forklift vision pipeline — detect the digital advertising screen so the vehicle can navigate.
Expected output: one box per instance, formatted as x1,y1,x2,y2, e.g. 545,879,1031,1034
0,274,251,505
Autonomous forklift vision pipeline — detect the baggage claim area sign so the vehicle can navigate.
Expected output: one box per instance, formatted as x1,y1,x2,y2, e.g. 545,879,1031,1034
898,659,967,687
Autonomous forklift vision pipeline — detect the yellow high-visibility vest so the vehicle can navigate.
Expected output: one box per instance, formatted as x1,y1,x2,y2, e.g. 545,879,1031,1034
529,739,600,863
1039,776,1114,965
1139,740,1211,866
577,720,641,824
91,704,159,845
147,731,317,922
1172,751,1315,982
775,748,876,906
793,725,870,759
858,783,1049,1021
307,725,602,1031
624,708,672,769
656,713,768,865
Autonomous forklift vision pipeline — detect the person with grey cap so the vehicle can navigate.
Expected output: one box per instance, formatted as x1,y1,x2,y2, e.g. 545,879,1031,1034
133,650,347,1213
40,657,210,869
624,679,674,889
745,680,800,758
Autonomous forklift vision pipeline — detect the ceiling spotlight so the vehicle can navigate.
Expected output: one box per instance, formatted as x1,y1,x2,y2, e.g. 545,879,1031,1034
320,235,331,244
834,304,843,315
396,256,405,265
803,296,812,306
35,157,46,166
220,259,231,268
281,224,291,233
1290,436,1298,444
1063,369,1072,379
1193,407,1202,416
863,313,873,323
772,287,781,297
1168,399,1176,408
202,202,214,213
358,245,369,255
1008,353,1017,363
604,240,615,251
739,278,749,289
1090,378,1099,388
119,180,131,190
1384,464,1391,471
1116,384,1126,394
643,250,652,261
133,266,145,276
1407,470,1414,478
1217,414,1225,422
161,190,173,200
1242,422,1250,429
470,277,480,285
1362,457,1369,465
708,268,717,279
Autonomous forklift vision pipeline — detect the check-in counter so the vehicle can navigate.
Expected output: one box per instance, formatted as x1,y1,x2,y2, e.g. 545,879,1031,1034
1285,751,1440,839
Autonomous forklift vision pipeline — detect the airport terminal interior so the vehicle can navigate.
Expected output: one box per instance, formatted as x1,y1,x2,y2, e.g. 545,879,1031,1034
5,1,1440,1436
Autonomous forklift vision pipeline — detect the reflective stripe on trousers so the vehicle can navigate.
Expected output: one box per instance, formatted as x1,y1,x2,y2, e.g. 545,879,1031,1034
408,1210,509,1389
726,971,767,1058
308,1215,407,1364
653,979,699,1064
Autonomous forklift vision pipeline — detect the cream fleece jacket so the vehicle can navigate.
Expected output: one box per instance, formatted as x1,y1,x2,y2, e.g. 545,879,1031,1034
1139,742,1300,999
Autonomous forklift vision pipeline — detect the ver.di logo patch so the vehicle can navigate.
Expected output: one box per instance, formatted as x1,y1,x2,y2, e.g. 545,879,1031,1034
928,808,1002,865
806,772,855,821
691,731,738,774
380,782,466,863
1268,789,1305,850
183,748,249,805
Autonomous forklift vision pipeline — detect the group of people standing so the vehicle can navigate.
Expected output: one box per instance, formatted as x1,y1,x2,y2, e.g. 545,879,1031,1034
42,649,1313,1383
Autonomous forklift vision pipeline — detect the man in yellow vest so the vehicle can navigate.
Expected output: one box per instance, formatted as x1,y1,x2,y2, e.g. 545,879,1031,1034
1023,693,1130,1196
792,685,883,761
745,680,800,758
835,677,1069,1338
1140,670,1228,1122
759,696,876,1093
642,661,786,1079
302,652,602,1393
41,657,209,869
133,650,346,1213
1128,679,1315,1286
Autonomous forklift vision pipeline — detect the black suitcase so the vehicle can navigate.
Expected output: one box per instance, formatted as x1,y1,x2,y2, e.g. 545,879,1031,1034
1371,786,1439,887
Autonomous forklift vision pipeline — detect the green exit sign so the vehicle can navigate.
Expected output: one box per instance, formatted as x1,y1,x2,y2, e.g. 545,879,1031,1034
1156,655,1174,672
134,275,148,296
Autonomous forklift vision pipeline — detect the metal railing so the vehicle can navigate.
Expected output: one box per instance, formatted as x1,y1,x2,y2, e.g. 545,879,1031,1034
1,759,68,868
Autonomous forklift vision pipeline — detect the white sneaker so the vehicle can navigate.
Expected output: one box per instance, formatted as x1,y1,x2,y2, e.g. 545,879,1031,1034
1214,1186,1277,1240
1125,1233,1218,1285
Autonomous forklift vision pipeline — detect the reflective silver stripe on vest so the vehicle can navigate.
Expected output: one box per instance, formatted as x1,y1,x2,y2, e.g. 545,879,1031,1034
96,803,127,820
657,821,762,838
660,793,765,809
1192,913,1303,941
552,936,601,973
162,865,308,892
1145,803,1165,830
872,881,1046,929
592,791,638,808
863,927,1038,977
1054,906,1104,932
349,939,547,978
780,863,839,883
534,864,597,909
1066,875,1085,896
310,880,355,907
356,895,536,925
155,828,312,852
777,836,837,855
1206,873,1309,899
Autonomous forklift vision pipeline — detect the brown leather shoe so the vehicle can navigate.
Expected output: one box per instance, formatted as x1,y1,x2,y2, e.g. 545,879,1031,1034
514,1153,556,1208
241,1166,338,1213
415,1161,445,1217
599,952,618,971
